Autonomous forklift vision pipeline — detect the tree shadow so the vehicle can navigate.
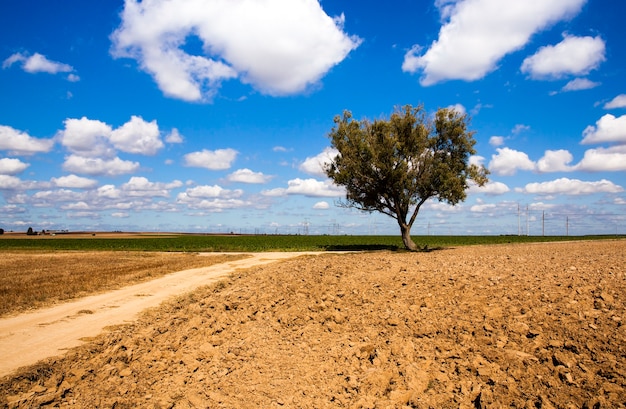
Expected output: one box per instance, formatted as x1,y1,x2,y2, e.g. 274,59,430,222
323,244,401,251
323,244,447,252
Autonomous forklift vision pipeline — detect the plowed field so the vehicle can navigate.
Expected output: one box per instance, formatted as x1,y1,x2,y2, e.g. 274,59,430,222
1,240,625,408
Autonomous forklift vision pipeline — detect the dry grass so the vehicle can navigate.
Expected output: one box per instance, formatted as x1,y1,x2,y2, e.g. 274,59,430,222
0,251,246,317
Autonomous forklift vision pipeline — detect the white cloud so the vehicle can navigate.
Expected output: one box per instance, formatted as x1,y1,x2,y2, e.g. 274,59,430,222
470,203,497,213
446,103,466,115
97,184,122,199
3,52,75,75
182,184,243,199
488,147,535,176
226,168,272,184
299,147,338,177
0,125,55,155
58,117,114,157
469,155,485,167
177,184,249,211
62,155,140,176
165,128,184,143
0,175,23,190
260,187,287,197
576,146,626,172
402,0,586,85
51,174,98,189
121,176,183,197
521,35,605,79
111,0,361,101
59,116,164,157
604,94,626,109
110,115,163,155
184,148,238,170
284,178,344,197
313,201,330,210
469,181,510,195
489,136,505,147
0,158,29,175
521,177,623,195
581,114,626,144
561,78,600,92
536,149,575,172
252,178,350,199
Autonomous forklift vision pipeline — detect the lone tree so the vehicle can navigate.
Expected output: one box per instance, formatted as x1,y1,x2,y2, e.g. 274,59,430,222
325,104,489,251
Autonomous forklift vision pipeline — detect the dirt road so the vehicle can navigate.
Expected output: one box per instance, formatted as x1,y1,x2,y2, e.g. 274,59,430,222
0,252,322,377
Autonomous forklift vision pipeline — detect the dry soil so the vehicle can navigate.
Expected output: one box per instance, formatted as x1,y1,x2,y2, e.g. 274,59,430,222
1,240,625,408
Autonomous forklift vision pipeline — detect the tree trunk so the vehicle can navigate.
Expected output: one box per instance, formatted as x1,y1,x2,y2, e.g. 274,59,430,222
399,223,418,251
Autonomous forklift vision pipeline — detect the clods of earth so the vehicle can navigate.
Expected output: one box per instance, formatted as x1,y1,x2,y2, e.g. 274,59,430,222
2,240,625,408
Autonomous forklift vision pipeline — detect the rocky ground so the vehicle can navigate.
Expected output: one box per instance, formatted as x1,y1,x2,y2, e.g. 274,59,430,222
1,240,625,408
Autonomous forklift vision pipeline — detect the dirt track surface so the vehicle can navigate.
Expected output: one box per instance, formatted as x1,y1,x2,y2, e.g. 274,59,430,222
0,252,321,378
1,241,625,408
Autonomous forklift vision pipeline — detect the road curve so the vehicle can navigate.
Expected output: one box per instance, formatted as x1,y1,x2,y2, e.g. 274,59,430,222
0,252,326,378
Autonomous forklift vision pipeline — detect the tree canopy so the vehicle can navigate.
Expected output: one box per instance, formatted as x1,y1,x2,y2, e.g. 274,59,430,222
325,104,489,251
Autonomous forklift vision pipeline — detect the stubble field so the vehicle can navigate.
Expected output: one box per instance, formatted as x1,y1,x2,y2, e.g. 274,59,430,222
1,240,625,408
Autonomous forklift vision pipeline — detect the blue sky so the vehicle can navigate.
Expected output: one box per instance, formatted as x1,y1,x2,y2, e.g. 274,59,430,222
1,0,625,236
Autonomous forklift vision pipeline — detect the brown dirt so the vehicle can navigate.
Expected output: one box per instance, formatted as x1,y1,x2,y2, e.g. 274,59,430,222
0,251,247,316
1,240,625,408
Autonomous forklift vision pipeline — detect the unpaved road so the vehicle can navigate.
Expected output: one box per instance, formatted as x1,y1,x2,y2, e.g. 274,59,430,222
0,252,323,377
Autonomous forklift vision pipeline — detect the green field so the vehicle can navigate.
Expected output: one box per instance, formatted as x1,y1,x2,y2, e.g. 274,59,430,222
0,234,621,252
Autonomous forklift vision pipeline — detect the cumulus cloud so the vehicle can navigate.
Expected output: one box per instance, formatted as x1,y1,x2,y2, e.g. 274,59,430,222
165,128,184,143
177,184,249,211
182,184,243,199
226,168,272,184
561,78,600,92
520,177,623,195
262,179,343,198
110,116,163,155
576,146,626,172
521,35,605,79
604,94,626,109
58,117,114,157
299,147,338,177
402,0,586,85
313,201,330,210
58,116,164,157
0,125,55,155
488,147,535,176
581,114,626,144
0,158,29,175
0,175,23,190
284,178,344,197
489,136,505,147
470,203,497,213
468,181,510,195
111,0,361,101
51,174,98,189
121,176,183,197
536,149,575,172
62,154,140,176
184,148,238,170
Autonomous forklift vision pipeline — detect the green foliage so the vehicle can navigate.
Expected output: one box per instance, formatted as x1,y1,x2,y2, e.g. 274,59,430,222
325,104,489,250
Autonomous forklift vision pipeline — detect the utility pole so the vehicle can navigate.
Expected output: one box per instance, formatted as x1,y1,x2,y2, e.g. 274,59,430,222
518,204,521,236
526,205,529,236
